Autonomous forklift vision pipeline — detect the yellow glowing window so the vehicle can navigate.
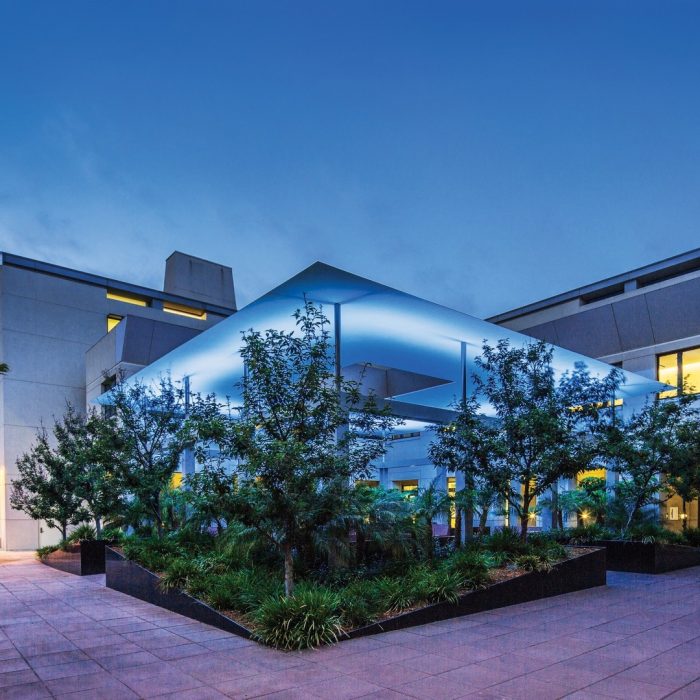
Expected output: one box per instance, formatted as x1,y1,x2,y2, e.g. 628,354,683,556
355,480,380,488
658,348,700,398
658,352,679,399
447,476,457,528
107,315,123,332
163,302,207,320
170,472,184,489
395,479,419,493
106,290,149,306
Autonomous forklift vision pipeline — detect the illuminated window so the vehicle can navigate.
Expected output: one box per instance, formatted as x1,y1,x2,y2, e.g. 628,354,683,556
171,472,184,489
658,348,700,398
163,302,207,320
106,289,149,306
394,479,419,493
447,476,456,529
107,315,123,332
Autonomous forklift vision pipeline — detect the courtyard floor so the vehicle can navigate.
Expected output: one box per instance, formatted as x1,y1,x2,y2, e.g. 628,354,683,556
0,552,698,700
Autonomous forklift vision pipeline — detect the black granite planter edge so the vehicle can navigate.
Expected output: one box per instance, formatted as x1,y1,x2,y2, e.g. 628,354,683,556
594,540,700,574
42,539,111,576
105,547,252,639
106,545,605,645
343,546,606,640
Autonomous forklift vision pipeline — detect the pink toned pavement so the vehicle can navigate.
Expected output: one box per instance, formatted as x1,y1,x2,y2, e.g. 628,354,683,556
0,551,698,699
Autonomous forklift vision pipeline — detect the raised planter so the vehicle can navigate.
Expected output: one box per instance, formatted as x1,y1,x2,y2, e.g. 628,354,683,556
595,539,700,574
344,546,605,639
42,539,111,576
106,546,604,643
105,547,251,638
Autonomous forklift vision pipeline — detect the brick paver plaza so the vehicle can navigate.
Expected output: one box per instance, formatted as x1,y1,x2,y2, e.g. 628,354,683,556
0,552,698,699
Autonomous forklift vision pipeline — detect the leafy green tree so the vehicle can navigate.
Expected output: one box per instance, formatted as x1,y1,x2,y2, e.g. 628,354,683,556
429,397,497,544
473,339,619,540
410,477,453,561
351,486,416,567
197,301,399,596
109,376,192,537
52,406,124,537
11,422,87,542
543,477,608,529
602,396,697,534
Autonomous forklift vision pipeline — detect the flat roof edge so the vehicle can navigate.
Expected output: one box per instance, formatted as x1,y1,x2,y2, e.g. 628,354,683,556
487,246,700,323
0,251,237,315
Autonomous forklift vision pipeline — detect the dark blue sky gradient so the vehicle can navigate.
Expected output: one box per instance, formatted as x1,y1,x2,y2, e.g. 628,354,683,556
1,1,699,316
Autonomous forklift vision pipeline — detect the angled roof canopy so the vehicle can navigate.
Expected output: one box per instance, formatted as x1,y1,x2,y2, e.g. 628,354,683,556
115,262,669,420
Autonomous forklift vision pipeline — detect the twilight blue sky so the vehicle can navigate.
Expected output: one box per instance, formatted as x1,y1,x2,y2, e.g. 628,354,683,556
1,1,699,317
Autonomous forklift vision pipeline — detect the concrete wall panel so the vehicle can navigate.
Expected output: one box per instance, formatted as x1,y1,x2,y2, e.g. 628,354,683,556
611,296,656,350
552,305,622,357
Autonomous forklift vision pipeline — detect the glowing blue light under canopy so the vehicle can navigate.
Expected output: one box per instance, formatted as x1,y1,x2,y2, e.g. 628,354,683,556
115,262,669,418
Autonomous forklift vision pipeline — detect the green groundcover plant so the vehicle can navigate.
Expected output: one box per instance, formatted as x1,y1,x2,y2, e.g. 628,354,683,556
120,526,571,650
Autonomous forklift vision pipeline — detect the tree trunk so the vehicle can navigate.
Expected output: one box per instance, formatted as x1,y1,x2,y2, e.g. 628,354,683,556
550,488,559,530
464,505,474,543
95,517,102,539
478,509,489,535
61,522,68,543
283,542,295,597
520,513,529,541
454,508,462,548
682,500,688,531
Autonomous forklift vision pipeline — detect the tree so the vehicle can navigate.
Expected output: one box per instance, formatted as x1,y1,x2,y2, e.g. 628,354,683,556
473,339,619,540
109,375,192,537
543,477,608,528
410,477,453,560
11,422,87,542
52,406,124,537
429,397,497,545
602,395,697,534
0,363,8,374
198,300,399,596
666,417,700,530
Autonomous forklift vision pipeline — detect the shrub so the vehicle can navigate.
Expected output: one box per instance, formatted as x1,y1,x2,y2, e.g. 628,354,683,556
375,576,420,613
122,536,183,572
443,550,492,589
36,544,61,559
338,579,384,628
682,528,700,547
205,568,283,613
627,523,684,545
100,527,126,544
67,524,96,543
160,558,203,592
515,554,553,573
419,569,461,604
253,587,343,650
482,528,529,555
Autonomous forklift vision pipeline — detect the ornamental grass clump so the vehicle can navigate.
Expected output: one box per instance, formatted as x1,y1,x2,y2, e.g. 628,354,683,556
253,586,343,650
205,568,283,613
443,549,492,589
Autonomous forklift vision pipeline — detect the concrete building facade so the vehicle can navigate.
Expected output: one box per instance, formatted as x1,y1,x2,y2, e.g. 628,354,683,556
488,247,700,530
0,251,236,550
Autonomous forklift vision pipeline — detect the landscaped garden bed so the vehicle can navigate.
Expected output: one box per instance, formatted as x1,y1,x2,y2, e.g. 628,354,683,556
105,530,605,649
